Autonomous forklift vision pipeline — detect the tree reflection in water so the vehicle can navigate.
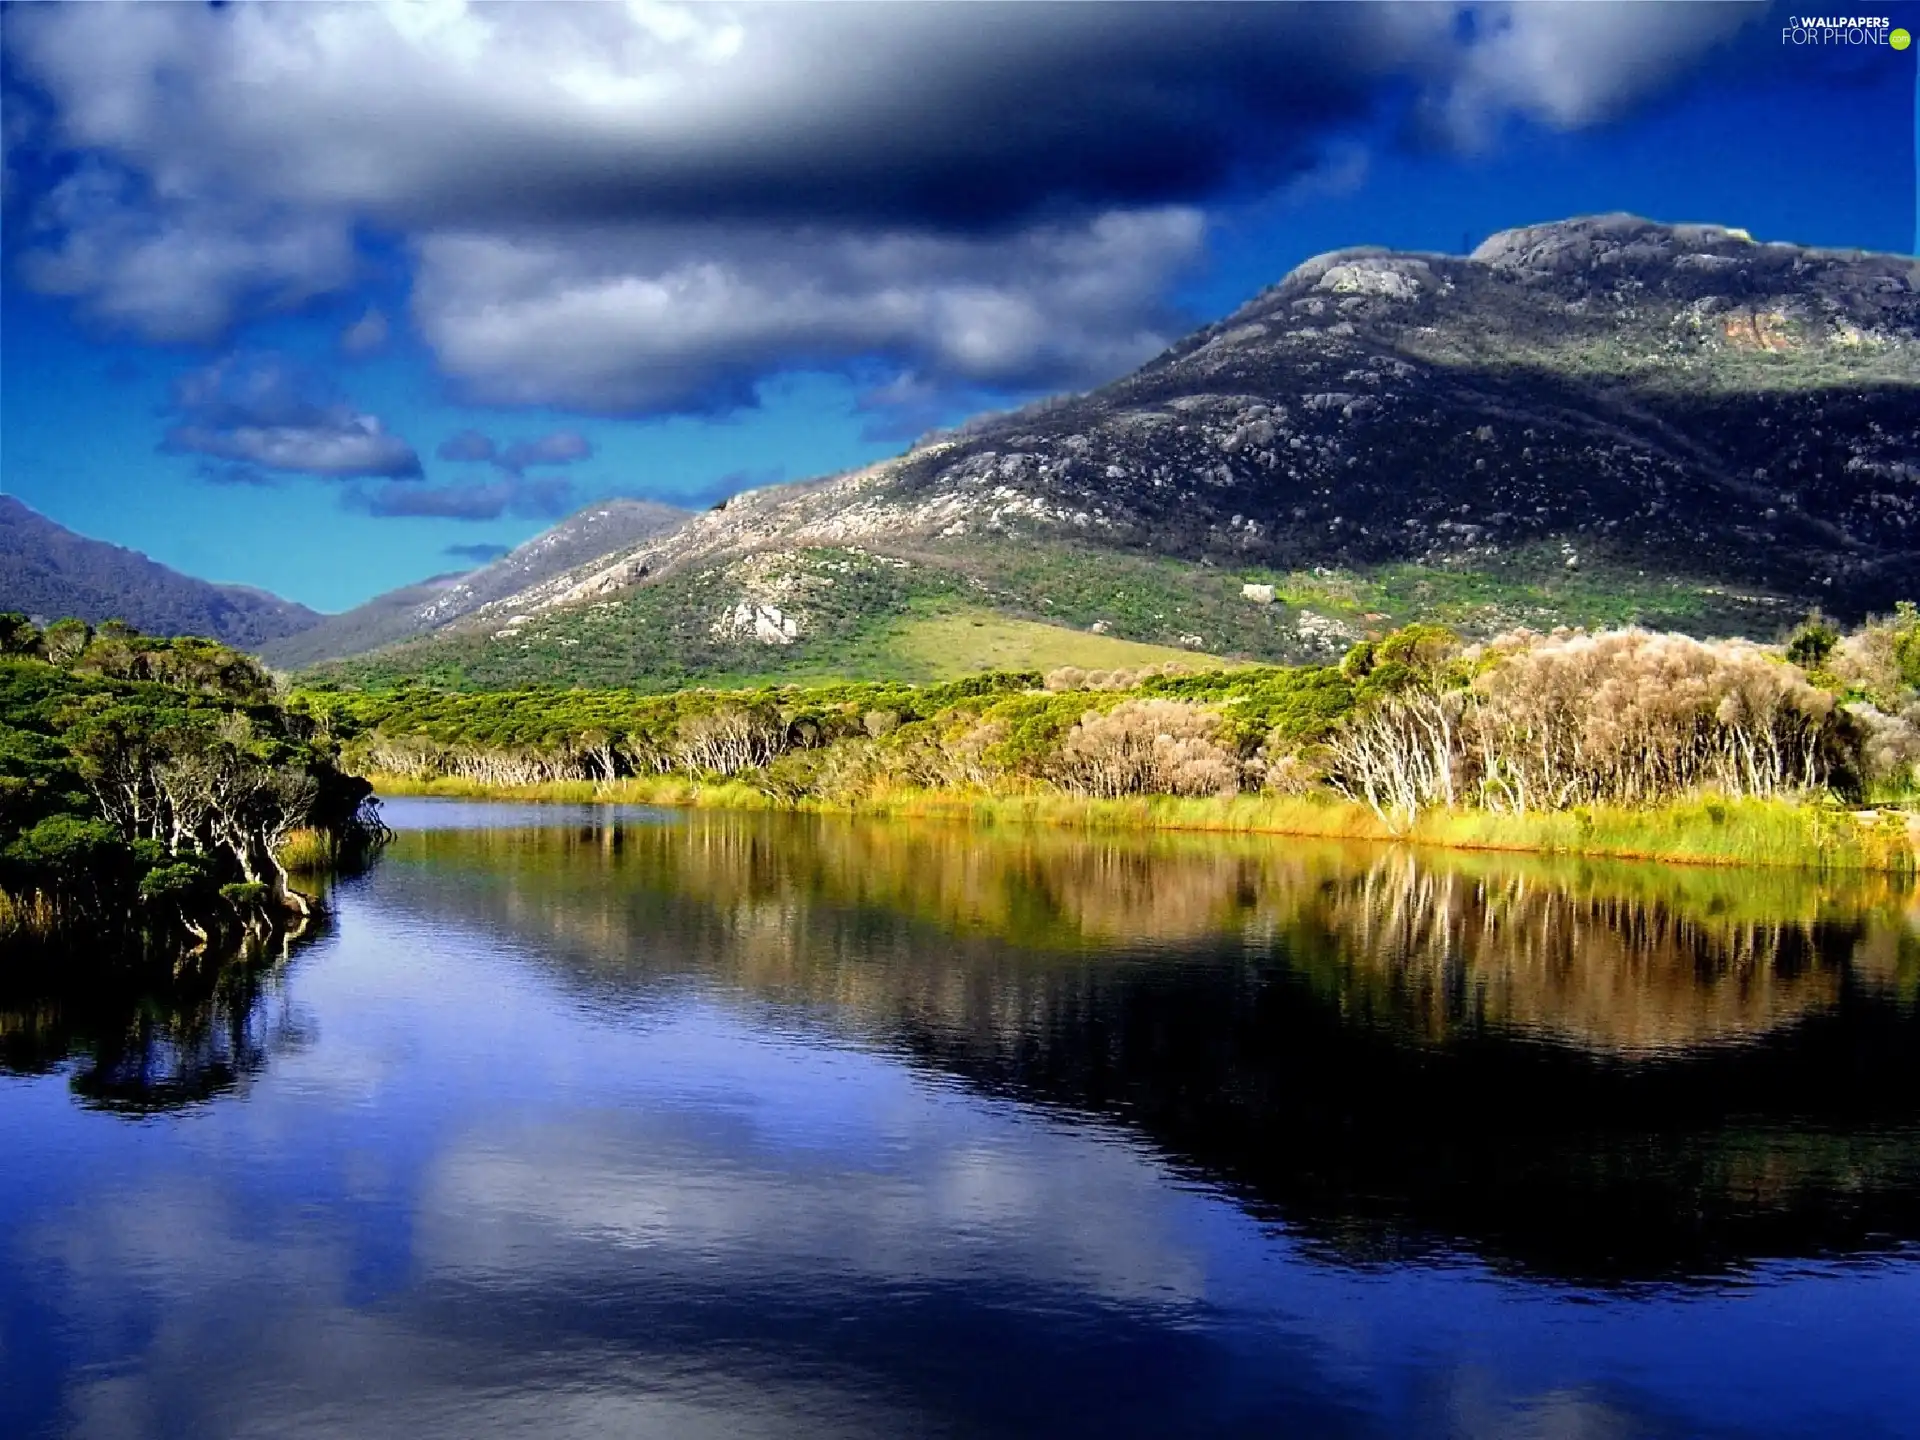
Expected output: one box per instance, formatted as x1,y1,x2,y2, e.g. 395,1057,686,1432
0,924,316,1112
375,813,1920,1284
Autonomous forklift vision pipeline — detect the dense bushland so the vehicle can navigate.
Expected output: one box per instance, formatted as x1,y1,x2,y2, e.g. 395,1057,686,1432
302,610,1920,840
0,616,387,954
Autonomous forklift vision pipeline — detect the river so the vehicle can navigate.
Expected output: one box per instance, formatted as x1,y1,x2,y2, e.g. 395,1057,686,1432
4,798,1918,1437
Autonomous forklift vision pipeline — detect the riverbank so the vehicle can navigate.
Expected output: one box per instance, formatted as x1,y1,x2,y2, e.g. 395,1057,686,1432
365,772,1920,872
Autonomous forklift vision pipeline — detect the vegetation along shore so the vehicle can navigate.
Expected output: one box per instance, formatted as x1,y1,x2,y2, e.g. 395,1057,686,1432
306,608,1920,872
0,615,388,956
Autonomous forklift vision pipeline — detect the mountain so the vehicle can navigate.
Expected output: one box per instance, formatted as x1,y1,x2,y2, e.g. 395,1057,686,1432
301,215,1920,691
0,496,321,648
254,571,472,670
260,498,689,667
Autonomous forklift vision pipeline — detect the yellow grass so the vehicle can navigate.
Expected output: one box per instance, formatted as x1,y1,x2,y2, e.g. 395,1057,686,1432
275,828,335,872
0,886,58,940
366,771,1920,873
884,609,1230,676
741,606,1236,683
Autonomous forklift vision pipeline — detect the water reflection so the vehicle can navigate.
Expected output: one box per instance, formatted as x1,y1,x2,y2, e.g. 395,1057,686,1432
1291,853,1889,1054
0,928,314,1112
7,804,1920,1439
377,810,1920,1282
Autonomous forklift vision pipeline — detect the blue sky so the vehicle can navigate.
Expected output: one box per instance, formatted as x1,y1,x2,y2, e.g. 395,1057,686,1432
2,2,1913,613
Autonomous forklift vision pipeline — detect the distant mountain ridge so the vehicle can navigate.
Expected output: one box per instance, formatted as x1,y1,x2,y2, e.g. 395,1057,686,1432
311,214,1920,690
0,494,691,665
0,496,321,648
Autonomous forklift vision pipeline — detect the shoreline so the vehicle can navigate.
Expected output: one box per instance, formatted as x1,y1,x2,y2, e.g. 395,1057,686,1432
366,773,1920,873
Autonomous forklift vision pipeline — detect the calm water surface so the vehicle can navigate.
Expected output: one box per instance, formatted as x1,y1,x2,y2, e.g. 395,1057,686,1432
4,798,1920,1437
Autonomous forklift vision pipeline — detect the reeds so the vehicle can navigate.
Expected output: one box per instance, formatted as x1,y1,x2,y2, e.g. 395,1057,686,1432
361,770,1918,872
274,828,336,872
0,886,59,940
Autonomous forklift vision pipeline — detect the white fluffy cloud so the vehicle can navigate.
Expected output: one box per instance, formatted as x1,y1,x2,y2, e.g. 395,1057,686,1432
3,1,1770,413
1436,1,1759,143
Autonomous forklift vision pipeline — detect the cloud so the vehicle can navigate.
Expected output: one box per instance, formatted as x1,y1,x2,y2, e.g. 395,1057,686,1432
4,3,1769,229
1433,2,1759,144
351,476,577,522
162,352,422,479
437,427,598,474
412,210,1206,413
13,161,355,344
854,372,986,447
2,4,1422,232
435,429,498,465
5,2,1771,405
338,306,390,358
168,418,420,479
497,430,592,474
194,460,277,488
444,542,511,564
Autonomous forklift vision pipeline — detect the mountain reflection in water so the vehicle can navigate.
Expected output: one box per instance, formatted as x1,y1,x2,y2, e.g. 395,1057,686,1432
3,799,1918,1439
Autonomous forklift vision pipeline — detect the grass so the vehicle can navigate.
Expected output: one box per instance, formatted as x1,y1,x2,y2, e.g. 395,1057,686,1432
842,606,1229,678
365,772,1919,873
275,828,336,873
0,886,57,941
303,529,1798,696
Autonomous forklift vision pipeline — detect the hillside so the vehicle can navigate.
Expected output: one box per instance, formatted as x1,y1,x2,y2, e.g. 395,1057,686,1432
297,214,1920,691
0,497,320,649
259,498,689,667
255,571,471,670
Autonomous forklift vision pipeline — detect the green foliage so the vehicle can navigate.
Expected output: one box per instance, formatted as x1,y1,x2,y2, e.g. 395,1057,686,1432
41,619,91,666
1345,623,1465,701
322,615,1920,874
1139,665,1355,749
138,860,210,903
0,614,43,658
1787,611,1841,669
0,622,386,954
1893,601,1920,690
6,814,122,876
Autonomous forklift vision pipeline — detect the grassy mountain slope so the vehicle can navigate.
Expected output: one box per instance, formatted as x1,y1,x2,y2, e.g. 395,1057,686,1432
306,215,1920,691
262,498,688,667
0,496,320,648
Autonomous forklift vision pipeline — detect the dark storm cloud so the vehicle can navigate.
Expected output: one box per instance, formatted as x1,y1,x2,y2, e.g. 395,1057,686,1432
3,5,1424,233
161,353,422,480
4,2,1768,410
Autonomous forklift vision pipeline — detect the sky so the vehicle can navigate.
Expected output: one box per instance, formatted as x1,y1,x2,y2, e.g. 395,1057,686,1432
1,0,1914,614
